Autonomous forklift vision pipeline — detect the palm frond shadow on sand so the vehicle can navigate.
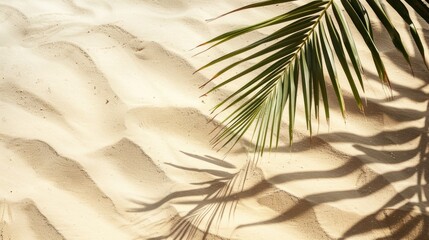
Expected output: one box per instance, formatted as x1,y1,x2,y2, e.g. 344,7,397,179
182,111,426,239
130,153,254,240
130,88,428,238
130,78,428,240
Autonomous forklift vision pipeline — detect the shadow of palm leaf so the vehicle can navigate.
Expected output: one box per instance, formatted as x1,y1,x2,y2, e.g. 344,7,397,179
235,97,429,238
149,91,428,239
131,95,428,238
131,152,255,240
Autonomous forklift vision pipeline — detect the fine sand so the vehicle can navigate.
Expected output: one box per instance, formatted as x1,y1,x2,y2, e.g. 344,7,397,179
0,0,428,239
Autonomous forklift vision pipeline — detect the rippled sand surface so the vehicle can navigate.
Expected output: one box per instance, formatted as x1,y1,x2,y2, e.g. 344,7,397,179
0,1,428,239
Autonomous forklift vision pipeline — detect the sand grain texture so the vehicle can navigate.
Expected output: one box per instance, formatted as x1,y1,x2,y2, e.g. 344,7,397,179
0,0,428,239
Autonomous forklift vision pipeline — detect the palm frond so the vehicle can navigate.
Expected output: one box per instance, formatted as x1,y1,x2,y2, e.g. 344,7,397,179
403,0,429,24
198,0,428,156
387,0,428,68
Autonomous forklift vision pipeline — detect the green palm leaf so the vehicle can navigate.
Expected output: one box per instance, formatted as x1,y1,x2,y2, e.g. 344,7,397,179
198,0,428,156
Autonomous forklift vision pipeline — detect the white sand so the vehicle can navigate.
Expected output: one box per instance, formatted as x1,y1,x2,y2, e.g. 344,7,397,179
0,0,428,239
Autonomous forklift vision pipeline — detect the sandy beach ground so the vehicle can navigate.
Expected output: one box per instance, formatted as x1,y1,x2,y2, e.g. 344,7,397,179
0,0,428,239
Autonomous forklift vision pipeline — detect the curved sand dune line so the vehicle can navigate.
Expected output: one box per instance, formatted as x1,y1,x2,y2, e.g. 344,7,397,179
0,199,65,240
0,82,67,125
0,0,428,239
3,136,119,216
93,137,174,196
